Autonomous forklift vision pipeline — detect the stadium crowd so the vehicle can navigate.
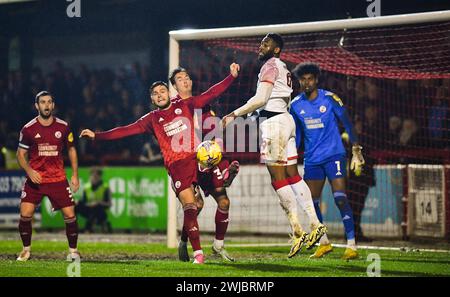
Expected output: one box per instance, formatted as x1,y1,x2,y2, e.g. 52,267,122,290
0,61,448,168
0,61,163,167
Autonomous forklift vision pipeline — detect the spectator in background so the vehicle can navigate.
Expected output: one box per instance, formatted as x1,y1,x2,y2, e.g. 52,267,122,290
351,77,366,116
428,86,449,148
361,105,380,150
399,118,419,147
386,116,402,148
75,167,112,233
1,132,20,169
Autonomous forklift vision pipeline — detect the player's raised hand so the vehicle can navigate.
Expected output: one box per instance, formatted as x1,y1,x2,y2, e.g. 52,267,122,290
221,112,236,129
70,175,80,193
229,63,240,78
79,129,95,139
27,169,42,184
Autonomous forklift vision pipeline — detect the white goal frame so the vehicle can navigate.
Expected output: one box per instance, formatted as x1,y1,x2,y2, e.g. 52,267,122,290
166,10,450,248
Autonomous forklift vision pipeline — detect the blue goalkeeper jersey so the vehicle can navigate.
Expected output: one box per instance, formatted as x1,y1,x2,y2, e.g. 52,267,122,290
290,89,357,166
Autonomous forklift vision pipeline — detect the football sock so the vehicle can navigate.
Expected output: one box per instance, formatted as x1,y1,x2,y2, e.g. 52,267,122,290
181,208,202,243
333,191,356,246
213,239,224,250
272,179,303,236
215,208,229,241
64,216,78,249
287,176,320,228
19,215,32,248
183,204,201,252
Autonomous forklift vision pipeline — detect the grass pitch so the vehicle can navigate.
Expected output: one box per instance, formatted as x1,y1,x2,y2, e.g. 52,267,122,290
0,239,449,277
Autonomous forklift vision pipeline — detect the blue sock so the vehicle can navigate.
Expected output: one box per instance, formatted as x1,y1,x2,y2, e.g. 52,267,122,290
333,191,355,240
313,199,323,223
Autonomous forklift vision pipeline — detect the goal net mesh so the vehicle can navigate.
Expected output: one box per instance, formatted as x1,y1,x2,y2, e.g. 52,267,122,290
174,20,450,243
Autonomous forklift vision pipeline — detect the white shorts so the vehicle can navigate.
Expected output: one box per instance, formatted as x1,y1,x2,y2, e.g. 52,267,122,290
260,112,298,166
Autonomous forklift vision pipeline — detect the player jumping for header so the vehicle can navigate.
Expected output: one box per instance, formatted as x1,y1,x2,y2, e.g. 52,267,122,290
222,33,326,258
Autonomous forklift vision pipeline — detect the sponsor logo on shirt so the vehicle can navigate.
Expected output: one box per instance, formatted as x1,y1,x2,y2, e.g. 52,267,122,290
35,133,41,139
38,144,59,156
163,120,188,137
300,110,306,115
304,118,325,129
159,117,164,122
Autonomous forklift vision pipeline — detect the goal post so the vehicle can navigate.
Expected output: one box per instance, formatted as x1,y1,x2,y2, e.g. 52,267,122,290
167,10,450,248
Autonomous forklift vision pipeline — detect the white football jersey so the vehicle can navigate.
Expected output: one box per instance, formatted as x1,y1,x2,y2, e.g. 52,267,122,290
257,57,293,113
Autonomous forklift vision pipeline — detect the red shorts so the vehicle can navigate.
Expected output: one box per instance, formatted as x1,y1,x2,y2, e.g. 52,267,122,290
198,158,229,196
168,154,198,196
21,179,74,211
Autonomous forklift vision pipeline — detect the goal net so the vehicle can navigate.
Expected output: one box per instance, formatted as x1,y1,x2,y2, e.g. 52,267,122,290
167,11,450,247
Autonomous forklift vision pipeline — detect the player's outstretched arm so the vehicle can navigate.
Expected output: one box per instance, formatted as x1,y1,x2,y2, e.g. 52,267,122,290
80,121,147,141
229,63,240,78
192,63,240,109
79,129,95,139
221,82,273,128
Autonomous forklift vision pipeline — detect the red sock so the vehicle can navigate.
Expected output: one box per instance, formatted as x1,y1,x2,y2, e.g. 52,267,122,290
183,208,201,251
181,208,202,242
64,217,78,249
215,208,229,240
19,216,32,247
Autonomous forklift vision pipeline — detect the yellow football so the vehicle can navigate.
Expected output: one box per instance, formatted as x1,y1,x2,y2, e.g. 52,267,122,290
196,140,222,168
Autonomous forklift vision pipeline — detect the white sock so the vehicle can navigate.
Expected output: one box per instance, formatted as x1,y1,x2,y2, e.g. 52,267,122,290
274,184,303,236
290,179,320,228
23,246,31,252
193,249,203,257
320,234,330,245
347,239,357,250
213,239,224,249
69,248,78,253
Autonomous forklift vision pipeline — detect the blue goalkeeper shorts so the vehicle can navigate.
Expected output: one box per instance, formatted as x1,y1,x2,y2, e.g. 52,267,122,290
304,154,347,181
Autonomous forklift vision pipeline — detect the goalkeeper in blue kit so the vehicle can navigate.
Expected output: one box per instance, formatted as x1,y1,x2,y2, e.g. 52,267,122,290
290,62,364,260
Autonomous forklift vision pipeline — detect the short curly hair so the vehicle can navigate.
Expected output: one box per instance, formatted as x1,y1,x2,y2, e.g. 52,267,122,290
291,62,321,79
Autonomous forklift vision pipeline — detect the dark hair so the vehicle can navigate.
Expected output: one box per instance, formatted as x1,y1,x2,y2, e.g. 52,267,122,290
265,33,284,51
169,67,187,85
292,62,321,79
35,90,52,103
149,81,169,93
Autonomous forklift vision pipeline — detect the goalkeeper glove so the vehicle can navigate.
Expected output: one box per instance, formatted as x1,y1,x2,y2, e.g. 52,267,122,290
351,144,365,176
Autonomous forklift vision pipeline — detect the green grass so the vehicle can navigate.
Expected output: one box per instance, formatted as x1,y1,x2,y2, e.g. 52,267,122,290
0,240,449,277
